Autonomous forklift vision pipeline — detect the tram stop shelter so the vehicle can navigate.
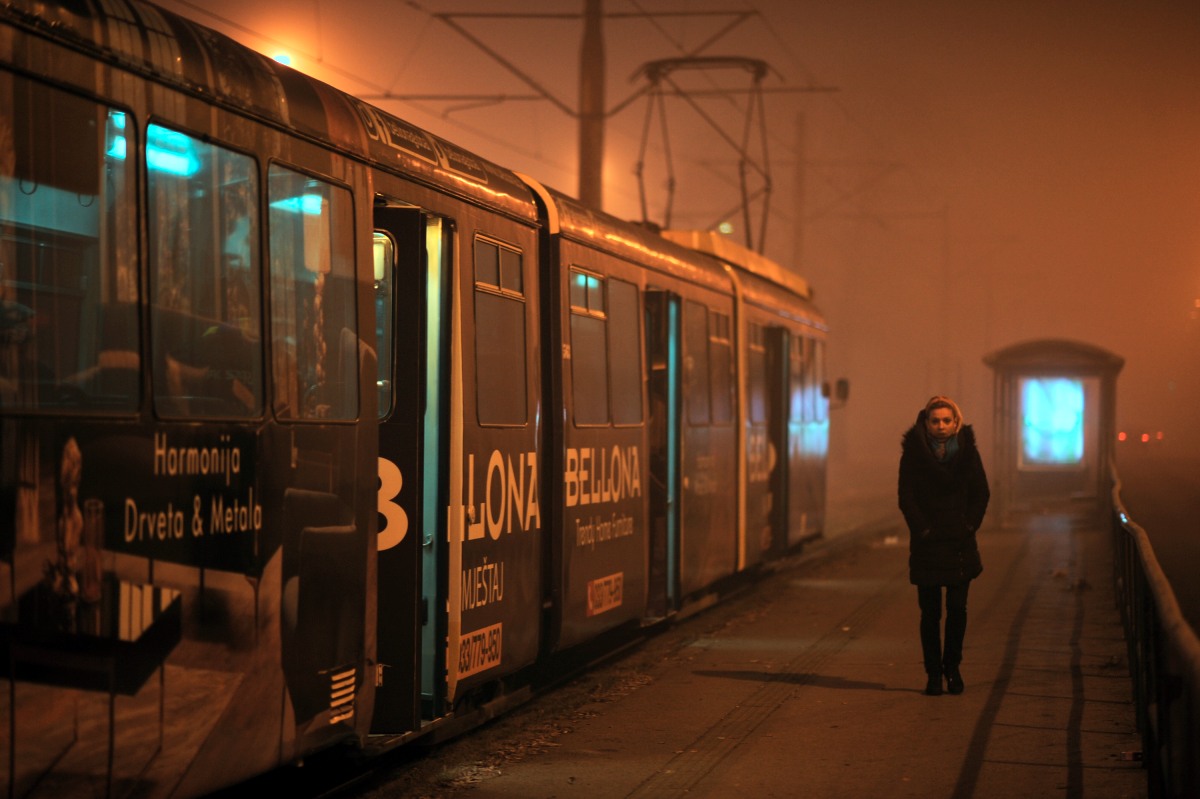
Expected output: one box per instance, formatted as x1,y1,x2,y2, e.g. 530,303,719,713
983,339,1124,526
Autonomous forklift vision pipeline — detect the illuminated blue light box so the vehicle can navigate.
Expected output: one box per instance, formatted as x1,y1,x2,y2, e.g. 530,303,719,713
1021,377,1084,466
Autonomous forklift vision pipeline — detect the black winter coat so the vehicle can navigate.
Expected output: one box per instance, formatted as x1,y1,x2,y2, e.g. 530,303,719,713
898,412,990,586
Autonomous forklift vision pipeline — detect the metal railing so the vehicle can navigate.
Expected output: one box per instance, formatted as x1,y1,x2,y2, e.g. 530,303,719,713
1110,466,1200,798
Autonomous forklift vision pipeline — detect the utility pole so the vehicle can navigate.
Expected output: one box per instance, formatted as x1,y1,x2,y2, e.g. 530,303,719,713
578,0,605,208
408,4,817,215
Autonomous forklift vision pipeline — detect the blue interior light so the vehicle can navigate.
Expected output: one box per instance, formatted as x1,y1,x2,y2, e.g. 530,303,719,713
1021,377,1084,465
270,194,325,215
106,111,128,160
146,125,200,176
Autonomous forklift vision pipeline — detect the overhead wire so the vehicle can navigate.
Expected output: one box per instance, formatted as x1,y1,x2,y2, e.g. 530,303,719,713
746,0,947,213
160,0,934,229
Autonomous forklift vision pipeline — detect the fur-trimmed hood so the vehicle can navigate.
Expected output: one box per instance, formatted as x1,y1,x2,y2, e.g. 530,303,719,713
901,410,980,465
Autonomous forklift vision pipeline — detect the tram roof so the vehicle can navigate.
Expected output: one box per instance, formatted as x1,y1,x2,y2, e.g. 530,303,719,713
523,178,821,310
523,180,734,292
3,0,537,221
659,230,812,301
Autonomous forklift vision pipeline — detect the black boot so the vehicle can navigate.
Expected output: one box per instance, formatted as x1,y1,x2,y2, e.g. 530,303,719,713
945,666,964,695
923,673,943,696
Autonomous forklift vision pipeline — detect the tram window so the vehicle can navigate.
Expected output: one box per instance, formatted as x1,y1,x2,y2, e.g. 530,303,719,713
683,300,710,426
0,76,138,412
473,237,527,426
803,337,818,423
747,323,766,424
570,269,608,426
269,165,358,421
569,269,589,309
789,334,806,423
476,240,499,287
710,311,734,425
374,232,395,418
607,278,642,425
147,125,263,418
500,247,523,293
813,339,828,423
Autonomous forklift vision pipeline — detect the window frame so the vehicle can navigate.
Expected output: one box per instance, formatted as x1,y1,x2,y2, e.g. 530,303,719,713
568,266,610,428
372,229,397,420
747,321,767,425
266,159,360,424
708,309,734,426
145,119,266,421
606,276,643,428
0,76,141,416
683,299,712,427
472,234,529,427
567,268,645,429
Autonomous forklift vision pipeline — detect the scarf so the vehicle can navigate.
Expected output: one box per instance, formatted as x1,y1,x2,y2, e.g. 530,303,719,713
928,433,959,463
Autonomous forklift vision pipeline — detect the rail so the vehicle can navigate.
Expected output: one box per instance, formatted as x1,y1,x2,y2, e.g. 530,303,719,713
1110,464,1200,798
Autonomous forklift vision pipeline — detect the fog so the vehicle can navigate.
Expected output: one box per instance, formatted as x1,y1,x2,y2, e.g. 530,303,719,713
159,1,1200,537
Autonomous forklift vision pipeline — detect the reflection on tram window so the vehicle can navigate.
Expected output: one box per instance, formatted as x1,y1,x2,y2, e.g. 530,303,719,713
0,75,137,412
269,166,358,421
1021,377,1084,466
147,124,263,418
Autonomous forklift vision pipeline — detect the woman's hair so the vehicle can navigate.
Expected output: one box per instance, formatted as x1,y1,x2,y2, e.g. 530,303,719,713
924,395,963,432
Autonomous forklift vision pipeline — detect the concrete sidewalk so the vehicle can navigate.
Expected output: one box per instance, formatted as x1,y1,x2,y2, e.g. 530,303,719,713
377,515,1146,798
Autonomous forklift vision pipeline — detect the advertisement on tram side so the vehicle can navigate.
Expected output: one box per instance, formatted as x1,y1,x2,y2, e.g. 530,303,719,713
558,425,648,648
0,409,372,796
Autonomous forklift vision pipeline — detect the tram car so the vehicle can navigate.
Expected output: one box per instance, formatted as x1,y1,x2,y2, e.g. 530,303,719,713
0,0,832,795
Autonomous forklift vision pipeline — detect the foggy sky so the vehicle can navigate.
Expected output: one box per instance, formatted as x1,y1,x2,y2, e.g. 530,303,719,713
158,0,1200,517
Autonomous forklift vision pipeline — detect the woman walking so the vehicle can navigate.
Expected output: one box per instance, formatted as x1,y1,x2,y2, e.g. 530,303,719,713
898,396,990,696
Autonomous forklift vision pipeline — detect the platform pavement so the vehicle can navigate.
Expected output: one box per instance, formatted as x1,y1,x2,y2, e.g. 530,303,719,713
412,514,1146,798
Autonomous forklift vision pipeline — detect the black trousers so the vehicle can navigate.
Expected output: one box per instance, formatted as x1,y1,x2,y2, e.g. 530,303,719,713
917,582,970,675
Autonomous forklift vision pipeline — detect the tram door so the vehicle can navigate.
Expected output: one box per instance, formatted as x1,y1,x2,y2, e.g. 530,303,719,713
372,207,451,732
645,290,681,618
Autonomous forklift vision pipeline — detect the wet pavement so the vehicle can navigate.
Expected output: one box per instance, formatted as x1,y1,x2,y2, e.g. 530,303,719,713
358,514,1146,799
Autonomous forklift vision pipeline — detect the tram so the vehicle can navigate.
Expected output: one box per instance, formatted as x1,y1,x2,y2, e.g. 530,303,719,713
0,1,832,795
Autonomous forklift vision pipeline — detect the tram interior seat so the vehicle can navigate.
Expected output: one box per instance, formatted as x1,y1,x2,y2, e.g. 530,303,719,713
63,303,140,405
153,307,260,417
